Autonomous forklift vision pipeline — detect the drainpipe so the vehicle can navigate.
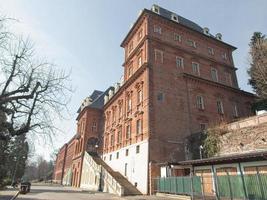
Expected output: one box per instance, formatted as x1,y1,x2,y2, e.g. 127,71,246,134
147,32,151,195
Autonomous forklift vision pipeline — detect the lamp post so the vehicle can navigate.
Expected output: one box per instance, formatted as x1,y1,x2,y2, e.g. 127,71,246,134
199,145,204,159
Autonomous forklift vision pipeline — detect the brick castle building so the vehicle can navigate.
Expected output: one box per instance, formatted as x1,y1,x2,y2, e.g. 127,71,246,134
54,5,254,194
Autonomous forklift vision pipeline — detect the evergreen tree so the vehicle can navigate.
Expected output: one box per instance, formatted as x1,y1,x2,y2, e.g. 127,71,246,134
248,32,267,101
0,134,29,187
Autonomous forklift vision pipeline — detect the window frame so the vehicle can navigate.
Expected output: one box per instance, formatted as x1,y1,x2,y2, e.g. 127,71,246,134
176,56,184,68
128,41,133,54
216,100,224,114
208,47,214,55
137,89,143,104
174,33,181,42
222,52,228,60
153,25,162,34
136,119,142,135
196,95,205,110
136,145,140,154
91,121,97,132
126,124,131,139
138,55,142,67
192,62,200,76
211,67,219,82
128,64,133,78
233,103,239,118
187,39,197,48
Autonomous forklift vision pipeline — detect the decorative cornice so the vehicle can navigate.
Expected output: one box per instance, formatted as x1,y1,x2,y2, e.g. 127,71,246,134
182,73,255,97
103,63,148,109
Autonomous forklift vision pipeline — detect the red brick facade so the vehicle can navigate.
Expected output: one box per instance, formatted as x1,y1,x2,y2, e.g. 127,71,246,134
53,144,67,184
102,6,254,193
54,5,255,194
54,91,105,186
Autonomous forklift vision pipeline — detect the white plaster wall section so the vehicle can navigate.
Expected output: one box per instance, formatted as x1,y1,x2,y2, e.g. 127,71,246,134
102,140,149,194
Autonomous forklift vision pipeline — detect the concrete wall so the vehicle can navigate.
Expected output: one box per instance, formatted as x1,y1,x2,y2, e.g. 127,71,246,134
80,152,101,191
102,140,149,194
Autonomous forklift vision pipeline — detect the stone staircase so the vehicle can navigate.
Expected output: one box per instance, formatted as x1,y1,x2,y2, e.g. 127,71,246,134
89,152,142,196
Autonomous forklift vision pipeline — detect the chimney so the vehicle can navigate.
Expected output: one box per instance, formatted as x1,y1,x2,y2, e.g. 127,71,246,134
203,27,209,35
216,33,222,40
151,5,160,14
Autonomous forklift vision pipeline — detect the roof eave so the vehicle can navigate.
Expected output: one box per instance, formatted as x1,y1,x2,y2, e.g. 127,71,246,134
121,8,237,50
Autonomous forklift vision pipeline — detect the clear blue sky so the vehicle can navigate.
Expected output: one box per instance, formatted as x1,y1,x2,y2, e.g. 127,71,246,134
1,0,267,160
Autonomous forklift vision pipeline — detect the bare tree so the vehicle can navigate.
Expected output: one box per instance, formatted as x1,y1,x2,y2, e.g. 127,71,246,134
0,17,71,140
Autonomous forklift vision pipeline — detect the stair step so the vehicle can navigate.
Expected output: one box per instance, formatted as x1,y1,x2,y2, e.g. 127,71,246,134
90,154,142,196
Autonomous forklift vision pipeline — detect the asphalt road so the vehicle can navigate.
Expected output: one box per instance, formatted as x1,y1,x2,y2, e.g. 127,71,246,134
15,184,178,200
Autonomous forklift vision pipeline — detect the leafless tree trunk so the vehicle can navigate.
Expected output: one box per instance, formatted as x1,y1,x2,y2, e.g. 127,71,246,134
0,17,72,140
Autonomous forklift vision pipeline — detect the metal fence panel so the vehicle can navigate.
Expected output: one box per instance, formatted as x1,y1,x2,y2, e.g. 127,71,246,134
192,176,202,195
244,174,266,200
155,174,267,199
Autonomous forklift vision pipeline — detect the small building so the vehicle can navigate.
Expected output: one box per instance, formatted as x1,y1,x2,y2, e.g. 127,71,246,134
159,151,267,199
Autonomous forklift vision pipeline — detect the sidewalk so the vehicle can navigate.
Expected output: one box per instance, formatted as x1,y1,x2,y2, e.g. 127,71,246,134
0,187,19,200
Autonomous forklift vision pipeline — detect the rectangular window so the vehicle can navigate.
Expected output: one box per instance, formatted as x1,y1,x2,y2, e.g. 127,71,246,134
128,41,133,53
136,119,142,134
117,127,122,144
112,109,116,122
187,39,197,48
225,72,233,86
154,25,161,34
208,47,214,55
116,152,119,159
222,52,228,60
211,68,218,82
192,62,200,76
125,149,129,156
217,100,224,114
157,92,164,101
128,65,133,78
138,55,142,67
110,133,115,146
176,57,184,68
127,96,132,111
136,145,140,154
118,104,123,118
196,95,205,110
154,49,163,63
200,123,207,131
233,104,239,117
137,90,143,104
109,154,112,161
126,124,131,139
174,33,181,42
104,137,108,149
92,122,97,132
138,29,143,40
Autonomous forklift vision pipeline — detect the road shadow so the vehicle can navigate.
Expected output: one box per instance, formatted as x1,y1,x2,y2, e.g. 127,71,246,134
0,195,14,200
24,188,96,195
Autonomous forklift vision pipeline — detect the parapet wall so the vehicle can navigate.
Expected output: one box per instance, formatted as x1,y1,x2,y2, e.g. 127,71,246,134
219,114,267,156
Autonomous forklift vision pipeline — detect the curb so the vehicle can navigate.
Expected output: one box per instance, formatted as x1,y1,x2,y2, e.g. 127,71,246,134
10,191,20,200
